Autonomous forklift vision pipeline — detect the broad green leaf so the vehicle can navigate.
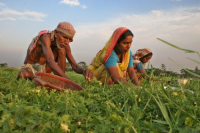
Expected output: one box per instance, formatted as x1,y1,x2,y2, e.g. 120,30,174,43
175,107,182,128
152,94,173,132
153,120,168,125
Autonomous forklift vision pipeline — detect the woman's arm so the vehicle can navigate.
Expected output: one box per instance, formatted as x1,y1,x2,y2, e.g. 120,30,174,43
127,67,140,86
138,69,164,82
138,69,149,79
107,66,130,85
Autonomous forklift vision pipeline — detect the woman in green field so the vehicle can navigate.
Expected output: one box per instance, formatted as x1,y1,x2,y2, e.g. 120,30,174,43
133,48,167,83
132,48,153,81
88,27,140,86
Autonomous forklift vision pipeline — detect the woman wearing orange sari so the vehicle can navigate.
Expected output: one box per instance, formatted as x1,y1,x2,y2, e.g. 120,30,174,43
88,27,139,86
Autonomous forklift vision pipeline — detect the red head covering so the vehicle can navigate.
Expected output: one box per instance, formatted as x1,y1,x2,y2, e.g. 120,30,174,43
132,48,152,60
55,22,76,37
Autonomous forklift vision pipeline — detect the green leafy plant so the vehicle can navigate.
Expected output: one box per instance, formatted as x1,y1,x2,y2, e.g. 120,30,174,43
0,67,200,132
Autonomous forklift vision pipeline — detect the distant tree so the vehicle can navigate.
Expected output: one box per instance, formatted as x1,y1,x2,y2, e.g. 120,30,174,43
195,66,199,74
180,69,185,75
160,64,166,72
78,61,87,69
154,68,162,76
180,68,194,78
166,70,177,77
174,72,178,76
146,67,161,76
0,63,8,68
66,62,71,69
78,61,86,66
65,62,73,71
180,69,186,78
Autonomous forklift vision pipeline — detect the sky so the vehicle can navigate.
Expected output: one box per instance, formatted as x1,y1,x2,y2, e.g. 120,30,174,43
0,0,200,73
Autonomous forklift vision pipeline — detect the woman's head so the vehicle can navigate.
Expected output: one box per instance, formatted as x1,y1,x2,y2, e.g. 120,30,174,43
139,52,153,63
133,48,153,63
117,30,134,43
114,30,134,54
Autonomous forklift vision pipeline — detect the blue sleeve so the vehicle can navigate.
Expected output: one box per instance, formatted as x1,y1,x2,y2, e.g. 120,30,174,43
128,50,133,67
105,50,119,68
136,62,144,70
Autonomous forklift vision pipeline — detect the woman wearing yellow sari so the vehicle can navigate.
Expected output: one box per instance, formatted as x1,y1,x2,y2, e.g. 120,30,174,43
88,27,139,86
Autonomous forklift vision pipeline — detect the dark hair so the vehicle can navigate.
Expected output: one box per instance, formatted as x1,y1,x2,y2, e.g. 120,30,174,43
117,30,133,43
140,52,153,59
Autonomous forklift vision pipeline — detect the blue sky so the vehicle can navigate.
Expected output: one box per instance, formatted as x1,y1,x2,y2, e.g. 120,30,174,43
0,0,200,73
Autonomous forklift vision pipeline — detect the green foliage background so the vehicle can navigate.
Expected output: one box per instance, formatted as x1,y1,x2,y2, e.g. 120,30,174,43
0,68,200,133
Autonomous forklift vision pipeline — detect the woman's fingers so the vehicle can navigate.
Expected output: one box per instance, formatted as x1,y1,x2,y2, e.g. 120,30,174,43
85,69,93,81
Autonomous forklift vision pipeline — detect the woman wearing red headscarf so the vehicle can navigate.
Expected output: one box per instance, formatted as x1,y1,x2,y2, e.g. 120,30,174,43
88,27,140,86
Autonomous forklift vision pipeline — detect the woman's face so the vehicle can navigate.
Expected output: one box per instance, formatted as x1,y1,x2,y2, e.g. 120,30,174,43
140,55,152,63
116,35,133,53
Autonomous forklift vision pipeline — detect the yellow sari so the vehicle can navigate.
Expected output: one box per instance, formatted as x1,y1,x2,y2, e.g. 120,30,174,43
88,27,131,85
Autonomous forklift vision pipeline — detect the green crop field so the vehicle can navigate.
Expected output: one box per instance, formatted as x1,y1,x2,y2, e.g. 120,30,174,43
0,68,200,133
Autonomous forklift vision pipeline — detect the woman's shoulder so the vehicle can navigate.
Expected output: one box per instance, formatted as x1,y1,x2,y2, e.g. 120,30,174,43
105,50,119,67
136,62,144,70
109,50,118,59
137,61,143,66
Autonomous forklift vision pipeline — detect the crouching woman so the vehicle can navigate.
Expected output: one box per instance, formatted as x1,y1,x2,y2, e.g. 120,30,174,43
133,48,154,81
88,27,139,86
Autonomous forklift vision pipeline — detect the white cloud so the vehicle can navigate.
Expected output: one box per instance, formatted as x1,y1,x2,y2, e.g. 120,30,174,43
0,9,23,15
151,10,163,17
0,2,5,6
19,10,47,21
0,17,16,21
0,8,47,21
80,5,87,9
60,0,80,6
60,0,87,9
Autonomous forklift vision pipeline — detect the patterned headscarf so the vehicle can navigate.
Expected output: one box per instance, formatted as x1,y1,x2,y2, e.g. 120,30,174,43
55,22,76,38
132,48,152,67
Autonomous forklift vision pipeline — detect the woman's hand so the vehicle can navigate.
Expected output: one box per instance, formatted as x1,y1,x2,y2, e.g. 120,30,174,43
83,69,93,83
127,67,140,86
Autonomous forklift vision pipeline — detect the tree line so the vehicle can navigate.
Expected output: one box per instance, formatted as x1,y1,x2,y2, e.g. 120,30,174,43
147,64,200,78
1,62,199,78
0,63,8,68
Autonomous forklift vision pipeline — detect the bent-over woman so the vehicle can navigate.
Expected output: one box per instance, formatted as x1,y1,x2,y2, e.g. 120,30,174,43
88,27,139,86
133,48,153,81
